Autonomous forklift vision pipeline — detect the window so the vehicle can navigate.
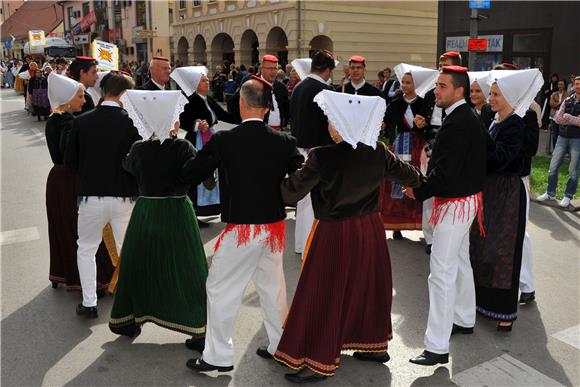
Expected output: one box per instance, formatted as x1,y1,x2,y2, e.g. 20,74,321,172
136,0,147,27
169,8,173,24
82,2,90,16
193,0,201,6
179,0,187,9
513,33,548,53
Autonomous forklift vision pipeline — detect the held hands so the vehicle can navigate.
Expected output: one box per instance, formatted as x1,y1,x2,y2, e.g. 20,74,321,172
197,119,210,133
169,121,180,138
414,115,426,129
402,187,415,200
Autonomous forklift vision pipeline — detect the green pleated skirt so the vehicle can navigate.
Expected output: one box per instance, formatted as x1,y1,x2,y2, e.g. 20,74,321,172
109,196,208,337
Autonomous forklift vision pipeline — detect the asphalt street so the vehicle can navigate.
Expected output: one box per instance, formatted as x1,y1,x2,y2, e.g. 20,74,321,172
1,88,579,386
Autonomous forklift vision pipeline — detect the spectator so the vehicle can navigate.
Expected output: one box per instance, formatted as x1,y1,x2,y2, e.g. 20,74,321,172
286,68,300,96
375,71,385,90
236,64,248,85
284,63,292,84
540,73,559,129
241,66,255,84
223,73,237,103
568,74,576,94
212,65,226,102
537,76,580,208
548,79,570,146
276,69,286,83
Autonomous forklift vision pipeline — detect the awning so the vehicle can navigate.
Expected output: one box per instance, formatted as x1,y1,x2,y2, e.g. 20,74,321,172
1,1,63,42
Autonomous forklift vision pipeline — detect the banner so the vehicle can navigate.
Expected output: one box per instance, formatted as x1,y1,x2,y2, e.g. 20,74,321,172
80,10,97,32
28,30,46,47
91,39,119,71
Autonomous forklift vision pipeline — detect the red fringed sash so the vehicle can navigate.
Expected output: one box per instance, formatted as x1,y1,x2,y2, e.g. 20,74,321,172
429,192,485,236
214,221,286,253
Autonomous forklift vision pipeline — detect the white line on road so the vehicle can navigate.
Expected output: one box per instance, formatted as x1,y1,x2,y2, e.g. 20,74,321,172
0,227,40,246
452,354,564,387
552,324,580,350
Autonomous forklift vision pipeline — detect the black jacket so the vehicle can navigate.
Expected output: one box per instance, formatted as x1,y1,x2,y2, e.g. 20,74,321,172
290,77,333,148
182,120,304,224
65,106,141,197
226,79,290,127
487,113,526,176
414,103,487,201
138,80,169,91
382,79,401,104
481,104,539,176
123,138,196,197
343,81,382,97
385,95,424,132
179,93,238,144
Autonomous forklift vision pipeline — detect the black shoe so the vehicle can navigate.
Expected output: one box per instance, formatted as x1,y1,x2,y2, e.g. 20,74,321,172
197,220,210,228
409,350,449,366
353,351,390,363
256,346,273,359
425,244,432,255
76,303,98,319
186,358,233,372
96,289,106,299
185,337,205,352
519,291,535,304
51,282,58,289
497,321,513,332
393,231,403,240
451,324,474,335
284,371,328,384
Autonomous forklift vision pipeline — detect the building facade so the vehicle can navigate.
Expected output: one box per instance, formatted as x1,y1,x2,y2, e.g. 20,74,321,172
60,0,171,63
438,1,580,79
171,0,438,81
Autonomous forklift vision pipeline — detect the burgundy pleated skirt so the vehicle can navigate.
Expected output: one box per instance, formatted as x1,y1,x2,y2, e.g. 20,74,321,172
46,165,114,291
274,212,393,376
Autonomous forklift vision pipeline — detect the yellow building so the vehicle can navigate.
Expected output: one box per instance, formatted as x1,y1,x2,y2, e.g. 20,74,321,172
171,0,438,80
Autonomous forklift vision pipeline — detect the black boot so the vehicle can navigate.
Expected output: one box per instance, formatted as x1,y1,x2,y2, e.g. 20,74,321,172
76,303,98,319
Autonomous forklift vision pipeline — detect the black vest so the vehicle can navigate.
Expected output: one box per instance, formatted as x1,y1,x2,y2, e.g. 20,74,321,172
560,94,580,138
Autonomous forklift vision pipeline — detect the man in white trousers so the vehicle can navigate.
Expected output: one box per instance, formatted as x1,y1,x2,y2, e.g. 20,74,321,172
519,177,535,303
183,78,304,372
405,66,487,366
66,73,141,318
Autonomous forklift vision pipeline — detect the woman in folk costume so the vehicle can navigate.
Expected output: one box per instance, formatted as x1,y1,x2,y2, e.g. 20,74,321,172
468,71,492,116
470,69,544,332
380,63,438,239
45,73,114,292
171,66,239,227
109,90,208,342
274,90,422,383
29,63,52,121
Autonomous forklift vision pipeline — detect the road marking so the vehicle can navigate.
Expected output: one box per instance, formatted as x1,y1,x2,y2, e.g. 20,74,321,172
0,227,40,245
552,324,580,350
452,354,564,387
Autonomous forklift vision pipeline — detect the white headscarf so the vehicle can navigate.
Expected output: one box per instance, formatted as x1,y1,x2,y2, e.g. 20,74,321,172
291,58,340,81
121,90,188,142
468,71,492,100
393,63,439,98
170,66,208,97
47,72,81,109
488,68,544,117
314,89,385,149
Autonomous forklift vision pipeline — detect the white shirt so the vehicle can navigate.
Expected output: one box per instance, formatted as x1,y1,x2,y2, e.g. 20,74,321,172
307,73,327,85
430,106,443,127
101,100,121,108
444,99,467,117
152,79,165,90
351,79,366,92
261,75,281,126
242,118,264,123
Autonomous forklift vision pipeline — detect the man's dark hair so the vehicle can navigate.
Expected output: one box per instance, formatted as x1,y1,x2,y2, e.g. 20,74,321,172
56,58,67,66
311,50,335,73
69,58,98,81
558,79,567,87
240,79,270,109
102,72,135,97
384,67,392,73
248,66,255,74
240,64,247,71
441,70,470,103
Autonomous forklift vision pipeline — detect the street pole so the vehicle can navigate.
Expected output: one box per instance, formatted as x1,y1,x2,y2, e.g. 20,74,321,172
468,8,478,70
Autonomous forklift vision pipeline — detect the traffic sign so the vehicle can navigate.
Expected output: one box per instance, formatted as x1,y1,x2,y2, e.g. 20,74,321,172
470,0,490,9
468,38,488,52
